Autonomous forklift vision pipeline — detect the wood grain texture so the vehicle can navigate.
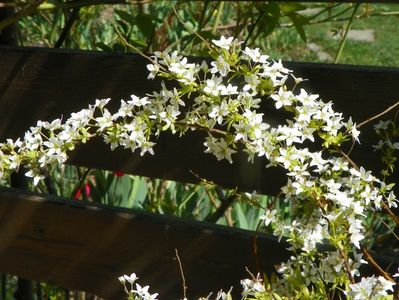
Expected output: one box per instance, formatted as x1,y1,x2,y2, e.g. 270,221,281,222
1,46,398,194
0,187,397,298
0,187,290,299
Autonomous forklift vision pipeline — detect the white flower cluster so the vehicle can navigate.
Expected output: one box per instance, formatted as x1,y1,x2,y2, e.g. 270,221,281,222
347,276,395,300
0,36,397,298
240,274,265,298
119,273,158,300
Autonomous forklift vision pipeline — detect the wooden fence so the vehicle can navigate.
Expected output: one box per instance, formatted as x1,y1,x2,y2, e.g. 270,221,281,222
1,45,398,299
1,1,399,297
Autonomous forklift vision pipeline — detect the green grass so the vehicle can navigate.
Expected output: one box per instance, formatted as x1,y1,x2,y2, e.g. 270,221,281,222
263,4,399,66
17,3,399,67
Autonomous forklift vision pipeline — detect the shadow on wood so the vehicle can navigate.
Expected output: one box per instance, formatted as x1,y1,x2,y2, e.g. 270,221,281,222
0,187,290,299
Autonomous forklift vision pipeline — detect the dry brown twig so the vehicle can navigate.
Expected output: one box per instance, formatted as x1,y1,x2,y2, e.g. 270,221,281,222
175,249,188,300
357,100,399,129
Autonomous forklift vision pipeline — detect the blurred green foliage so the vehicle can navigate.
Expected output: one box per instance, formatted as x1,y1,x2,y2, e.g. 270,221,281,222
12,1,399,65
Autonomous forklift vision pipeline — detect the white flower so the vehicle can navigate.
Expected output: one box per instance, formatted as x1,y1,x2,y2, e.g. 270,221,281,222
243,74,260,93
219,83,238,95
260,59,291,85
260,209,277,226
95,109,113,131
347,215,364,248
240,274,265,297
204,137,236,163
204,76,223,96
123,273,138,285
215,289,231,300
374,120,391,133
270,88,294,109
210,55,230,77
296,89,318,106
139,140,156,156
94,98,111,109
346,117,360,143
322,115,344,136
130,95,150,107
233,120,251,142
276,125,301,146
159,105,180,128
212,36,234,50
118,276,126,284
25,169,44,185
242,47,269,63
209,100,229,125
146,63,160,79
347,276,395,299
24,131,42,150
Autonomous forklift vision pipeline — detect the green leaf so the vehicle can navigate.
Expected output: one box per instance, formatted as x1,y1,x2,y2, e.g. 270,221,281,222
259,3,280,37
129,39,148,48
234,202,249,229
191,30,219,46
96,42,112,52
287,12,308,43
115,9,136,25
112,43,126,52
281,3,306,14
116,20,129,36
135,14,156,38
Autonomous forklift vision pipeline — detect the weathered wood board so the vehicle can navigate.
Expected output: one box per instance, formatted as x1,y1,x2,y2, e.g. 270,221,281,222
0,47,398,194
0,187,290,299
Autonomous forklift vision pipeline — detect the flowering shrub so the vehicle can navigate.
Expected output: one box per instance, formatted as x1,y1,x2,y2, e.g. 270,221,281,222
119,273,159,300
0,36,398,299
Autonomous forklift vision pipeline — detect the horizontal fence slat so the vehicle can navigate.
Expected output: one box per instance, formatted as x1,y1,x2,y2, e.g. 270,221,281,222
0,46,398,194
0,188,397,298
0,187,290,299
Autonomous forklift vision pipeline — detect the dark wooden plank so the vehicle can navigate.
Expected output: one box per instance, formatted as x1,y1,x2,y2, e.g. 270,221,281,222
0,187,290,299
0,188,397,298
0,46,398,195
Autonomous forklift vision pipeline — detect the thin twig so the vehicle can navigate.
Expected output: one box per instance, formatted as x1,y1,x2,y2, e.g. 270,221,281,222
175,122,228,137
211,1,224,35
334,146,359,170
381,202,399,227
356,100,399,129
175,249,187,300
361,247,395,283
204,191,237,223
54,8,81,48
114,25,167,72
381,219,399,241
172,6,212,49
334,3,360,64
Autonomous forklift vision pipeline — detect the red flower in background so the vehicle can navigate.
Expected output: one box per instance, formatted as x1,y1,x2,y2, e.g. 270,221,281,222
74,183,91,200
113,170,125,177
